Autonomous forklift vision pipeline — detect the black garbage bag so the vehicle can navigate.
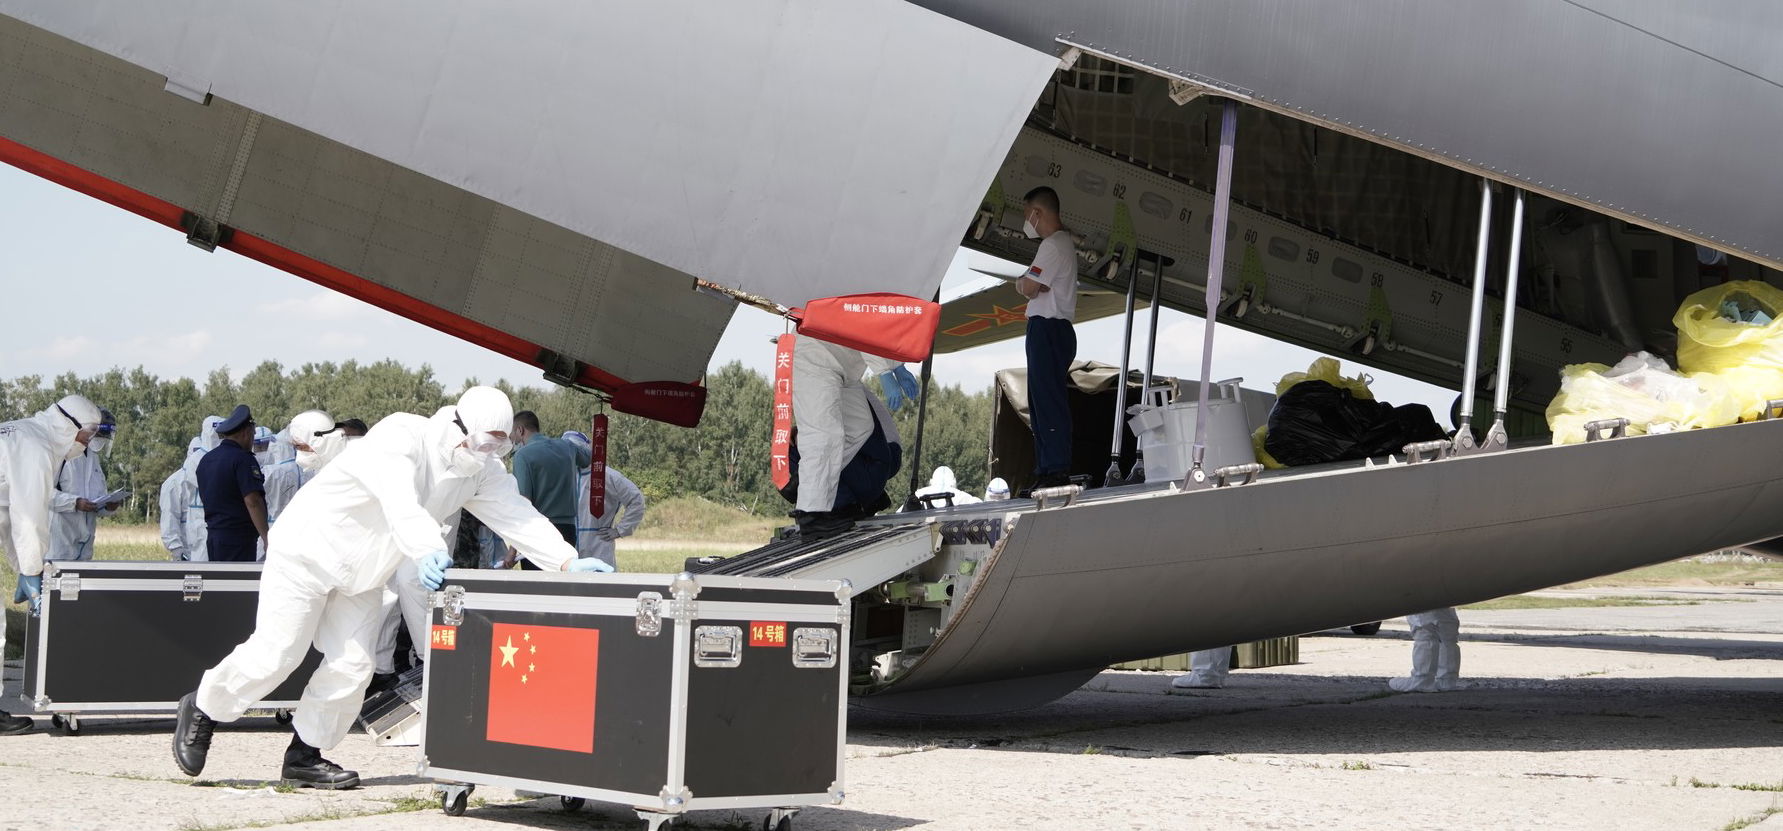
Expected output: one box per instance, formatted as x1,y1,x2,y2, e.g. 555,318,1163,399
1264,380,1445,466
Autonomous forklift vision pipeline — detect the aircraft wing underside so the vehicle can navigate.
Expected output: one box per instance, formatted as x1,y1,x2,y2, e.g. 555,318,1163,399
0,2,1057,404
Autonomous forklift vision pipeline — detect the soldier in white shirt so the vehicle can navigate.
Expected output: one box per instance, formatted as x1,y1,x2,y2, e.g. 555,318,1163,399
1016,186,1079,489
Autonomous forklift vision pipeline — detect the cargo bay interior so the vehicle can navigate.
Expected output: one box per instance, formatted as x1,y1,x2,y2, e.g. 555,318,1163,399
694,55,1783,715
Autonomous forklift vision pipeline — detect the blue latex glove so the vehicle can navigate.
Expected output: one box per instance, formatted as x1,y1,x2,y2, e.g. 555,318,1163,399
880,366,921,411
418,550,452,591
13,574,42,613
567,557,615,574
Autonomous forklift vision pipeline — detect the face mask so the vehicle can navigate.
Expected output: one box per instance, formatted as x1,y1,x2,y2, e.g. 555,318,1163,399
295,449,321,472
88,437,111,455
65,440,88,461
1022,216,1040,240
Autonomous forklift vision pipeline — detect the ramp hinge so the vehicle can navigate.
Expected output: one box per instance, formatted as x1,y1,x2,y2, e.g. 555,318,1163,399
182,574,204,602
55,573,80,601
1583,417,1629,442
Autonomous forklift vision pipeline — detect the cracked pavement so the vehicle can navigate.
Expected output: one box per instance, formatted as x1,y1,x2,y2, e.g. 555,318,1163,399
3,586,1781,830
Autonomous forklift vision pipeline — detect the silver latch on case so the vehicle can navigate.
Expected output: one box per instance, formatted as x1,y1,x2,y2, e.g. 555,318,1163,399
636,592,664,637
438,585,466,626
693,625,742,668
55,573,80,601
182,574,204,602
792,627,838,669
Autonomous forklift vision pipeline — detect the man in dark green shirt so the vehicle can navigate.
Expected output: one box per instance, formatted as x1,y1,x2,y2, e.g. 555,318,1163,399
507,411,590,569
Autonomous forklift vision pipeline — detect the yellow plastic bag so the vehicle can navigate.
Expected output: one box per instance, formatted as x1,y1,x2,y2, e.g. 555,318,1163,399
1251,425,1285,469
1273,357,1374,400
1673,281,1783,420
1545,353,1741,444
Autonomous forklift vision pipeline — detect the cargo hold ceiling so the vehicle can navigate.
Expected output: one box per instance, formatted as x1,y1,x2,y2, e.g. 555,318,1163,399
911,0,1783,272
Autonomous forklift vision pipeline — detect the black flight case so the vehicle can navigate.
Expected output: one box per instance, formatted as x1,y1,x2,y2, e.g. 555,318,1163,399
21,560,320,733
422,569,851,831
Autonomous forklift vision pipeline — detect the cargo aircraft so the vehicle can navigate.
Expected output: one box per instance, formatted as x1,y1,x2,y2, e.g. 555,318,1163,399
3,2,1781,714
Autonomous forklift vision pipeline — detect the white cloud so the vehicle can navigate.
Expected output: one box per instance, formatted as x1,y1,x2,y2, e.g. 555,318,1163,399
255,289,377,323
319,331,370,349
25,335,96,362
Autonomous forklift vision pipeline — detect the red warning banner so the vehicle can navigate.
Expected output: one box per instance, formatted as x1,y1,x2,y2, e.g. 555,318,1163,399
770,335,796,490
589,413,608,518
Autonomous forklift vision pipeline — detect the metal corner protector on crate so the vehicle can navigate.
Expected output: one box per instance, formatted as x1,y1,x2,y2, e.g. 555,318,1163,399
421,569,851,829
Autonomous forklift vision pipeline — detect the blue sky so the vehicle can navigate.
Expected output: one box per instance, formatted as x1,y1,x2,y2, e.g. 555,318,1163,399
0,162,1449,414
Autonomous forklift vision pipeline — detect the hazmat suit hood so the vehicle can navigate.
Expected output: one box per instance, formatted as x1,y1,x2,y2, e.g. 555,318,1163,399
34,395,100,463
929,466,958,491
561,431,591,451
198,415,224,452
287,410,347,471
427,386,515,479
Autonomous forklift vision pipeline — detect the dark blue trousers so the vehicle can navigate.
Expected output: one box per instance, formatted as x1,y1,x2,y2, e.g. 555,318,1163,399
1025,316,1077,475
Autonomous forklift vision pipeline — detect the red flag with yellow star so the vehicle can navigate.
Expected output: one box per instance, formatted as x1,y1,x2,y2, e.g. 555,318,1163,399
486,622,600,752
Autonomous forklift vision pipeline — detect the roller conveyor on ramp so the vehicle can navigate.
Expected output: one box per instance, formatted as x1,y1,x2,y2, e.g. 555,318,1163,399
689,523,940,589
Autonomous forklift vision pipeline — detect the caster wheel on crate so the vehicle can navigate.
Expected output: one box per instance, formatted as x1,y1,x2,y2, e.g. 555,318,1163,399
49,715,64,729
61,715,81,735
441,788,469,817
273,710,293,725
560,796,584,812
1350,622,1382,636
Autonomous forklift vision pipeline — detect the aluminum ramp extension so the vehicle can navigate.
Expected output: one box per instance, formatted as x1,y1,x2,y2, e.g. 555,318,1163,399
691,524,938,590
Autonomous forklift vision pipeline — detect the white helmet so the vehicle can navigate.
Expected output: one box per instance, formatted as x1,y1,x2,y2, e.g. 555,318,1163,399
985,477,1011,501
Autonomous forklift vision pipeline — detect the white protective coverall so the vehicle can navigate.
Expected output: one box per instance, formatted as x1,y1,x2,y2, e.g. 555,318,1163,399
195,390,578,750
561,432,646,569
49,446,115,561
1,396,103,659
911,466,980,508
791,338,901,514
158,438,202,560
162,417,224,562
1389,607,1464,692
1173,648,1233,689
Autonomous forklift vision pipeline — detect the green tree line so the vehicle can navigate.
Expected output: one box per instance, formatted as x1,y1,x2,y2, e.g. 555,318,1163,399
0,360,998,523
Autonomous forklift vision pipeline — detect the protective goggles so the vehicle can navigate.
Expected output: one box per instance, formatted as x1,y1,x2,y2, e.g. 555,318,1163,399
95,423,116,438
454,412,513,457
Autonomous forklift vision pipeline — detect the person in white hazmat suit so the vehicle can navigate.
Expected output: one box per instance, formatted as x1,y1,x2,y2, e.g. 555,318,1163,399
172,387,613,787
159,416,223,561
790,337,905,539
1,394,105,735
159,438,203,560
910,465,979,508
1388,607,1464,692
49,409,123,562
561,430,646,569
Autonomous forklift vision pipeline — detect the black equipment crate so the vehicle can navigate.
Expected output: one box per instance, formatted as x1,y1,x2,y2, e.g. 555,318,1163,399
422,570,850,830
21,560,320,731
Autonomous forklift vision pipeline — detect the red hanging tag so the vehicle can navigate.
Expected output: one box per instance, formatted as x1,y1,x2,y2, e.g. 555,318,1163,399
770,334,796,490
589,413,608,518
787,293,940,363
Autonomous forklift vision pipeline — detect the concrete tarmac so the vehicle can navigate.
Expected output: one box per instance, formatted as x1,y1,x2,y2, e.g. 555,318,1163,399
2,586,1779,831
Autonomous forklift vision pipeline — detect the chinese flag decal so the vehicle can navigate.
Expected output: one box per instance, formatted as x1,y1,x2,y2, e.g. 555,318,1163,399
589,413,608,518
486,623,599,753
770,335,796,490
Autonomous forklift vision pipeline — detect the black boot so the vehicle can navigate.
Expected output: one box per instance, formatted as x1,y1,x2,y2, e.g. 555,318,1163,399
0,711,33,736
282,733,360,790
790,510,854,542
172,693,215,776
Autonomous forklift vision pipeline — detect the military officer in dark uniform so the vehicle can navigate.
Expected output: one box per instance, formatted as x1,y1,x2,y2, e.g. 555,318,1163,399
195,405,269,562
